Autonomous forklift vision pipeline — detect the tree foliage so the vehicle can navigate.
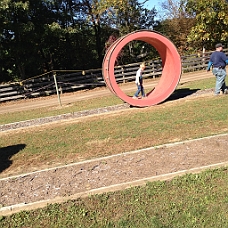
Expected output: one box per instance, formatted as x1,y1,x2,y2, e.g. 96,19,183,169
186,0,228,50
0,0,158,83
1,0,228,83
156,0,195,54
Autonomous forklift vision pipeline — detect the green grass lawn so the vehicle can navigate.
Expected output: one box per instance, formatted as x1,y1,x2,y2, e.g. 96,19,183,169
0,77,228,226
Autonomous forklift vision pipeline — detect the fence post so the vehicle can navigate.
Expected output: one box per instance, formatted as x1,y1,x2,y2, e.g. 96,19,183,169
53,72,62,106
121,67,125,83
151,62,155,79
202,46,206,67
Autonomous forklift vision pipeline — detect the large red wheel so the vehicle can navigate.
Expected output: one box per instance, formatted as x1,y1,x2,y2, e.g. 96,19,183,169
102,30,182,107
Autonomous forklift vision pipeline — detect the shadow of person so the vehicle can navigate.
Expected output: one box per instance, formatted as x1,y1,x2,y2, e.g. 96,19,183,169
0,144,26,173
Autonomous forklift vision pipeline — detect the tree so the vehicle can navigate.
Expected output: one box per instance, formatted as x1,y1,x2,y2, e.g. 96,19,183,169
0,0,91,81
0,0,31,81
79,0,158,65
156,0,195,54
101,0,159,64
186,0,228,50
0,0,159,83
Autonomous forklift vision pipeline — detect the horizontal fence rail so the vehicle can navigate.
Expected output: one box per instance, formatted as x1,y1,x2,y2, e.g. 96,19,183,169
0,49,227,103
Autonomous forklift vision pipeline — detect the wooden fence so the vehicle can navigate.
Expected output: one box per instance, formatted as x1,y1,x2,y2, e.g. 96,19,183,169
0,49,227,103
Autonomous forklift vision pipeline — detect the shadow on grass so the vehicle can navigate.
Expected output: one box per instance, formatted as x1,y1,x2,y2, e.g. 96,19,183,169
129,88,199,108
0,144,26,173
166,88,200,101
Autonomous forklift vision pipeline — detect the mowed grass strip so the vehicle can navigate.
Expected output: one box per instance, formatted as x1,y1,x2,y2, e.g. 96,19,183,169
0,95,122,125
0,78,228,177
0,167,228,227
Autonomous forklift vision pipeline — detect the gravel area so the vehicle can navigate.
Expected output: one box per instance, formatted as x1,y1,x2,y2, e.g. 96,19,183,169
0,104,129,132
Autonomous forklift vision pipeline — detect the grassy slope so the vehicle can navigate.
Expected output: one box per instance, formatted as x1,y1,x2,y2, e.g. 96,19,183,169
0,77,228,226
1,78,228,177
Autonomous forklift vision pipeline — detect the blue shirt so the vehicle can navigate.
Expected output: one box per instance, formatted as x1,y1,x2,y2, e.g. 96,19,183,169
207,51,228,70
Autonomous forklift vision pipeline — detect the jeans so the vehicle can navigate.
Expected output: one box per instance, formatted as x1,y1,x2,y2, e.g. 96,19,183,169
212,68,227,94
134,83,145,97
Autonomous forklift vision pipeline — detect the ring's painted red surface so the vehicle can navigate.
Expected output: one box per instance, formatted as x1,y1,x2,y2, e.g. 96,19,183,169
102,30,182,107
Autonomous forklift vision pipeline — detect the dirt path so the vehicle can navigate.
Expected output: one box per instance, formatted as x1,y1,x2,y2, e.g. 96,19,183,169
1,133,228,216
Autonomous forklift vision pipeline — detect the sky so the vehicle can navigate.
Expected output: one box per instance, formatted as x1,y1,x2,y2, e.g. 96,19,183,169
142,0,162,10
139,0,164,18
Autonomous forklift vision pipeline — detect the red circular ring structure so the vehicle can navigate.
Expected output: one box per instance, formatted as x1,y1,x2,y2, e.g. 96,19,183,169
102,30,182,107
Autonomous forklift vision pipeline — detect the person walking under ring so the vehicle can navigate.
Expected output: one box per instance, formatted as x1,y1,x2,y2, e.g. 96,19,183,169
133,62,146,99
207,43,228,95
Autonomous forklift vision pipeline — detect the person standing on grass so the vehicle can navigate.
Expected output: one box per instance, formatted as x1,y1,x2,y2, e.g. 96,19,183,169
207,43,228,95
133,62,146,99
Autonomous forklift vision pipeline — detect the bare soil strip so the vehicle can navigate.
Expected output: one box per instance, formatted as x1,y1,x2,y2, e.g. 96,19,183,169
1,133,228,216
